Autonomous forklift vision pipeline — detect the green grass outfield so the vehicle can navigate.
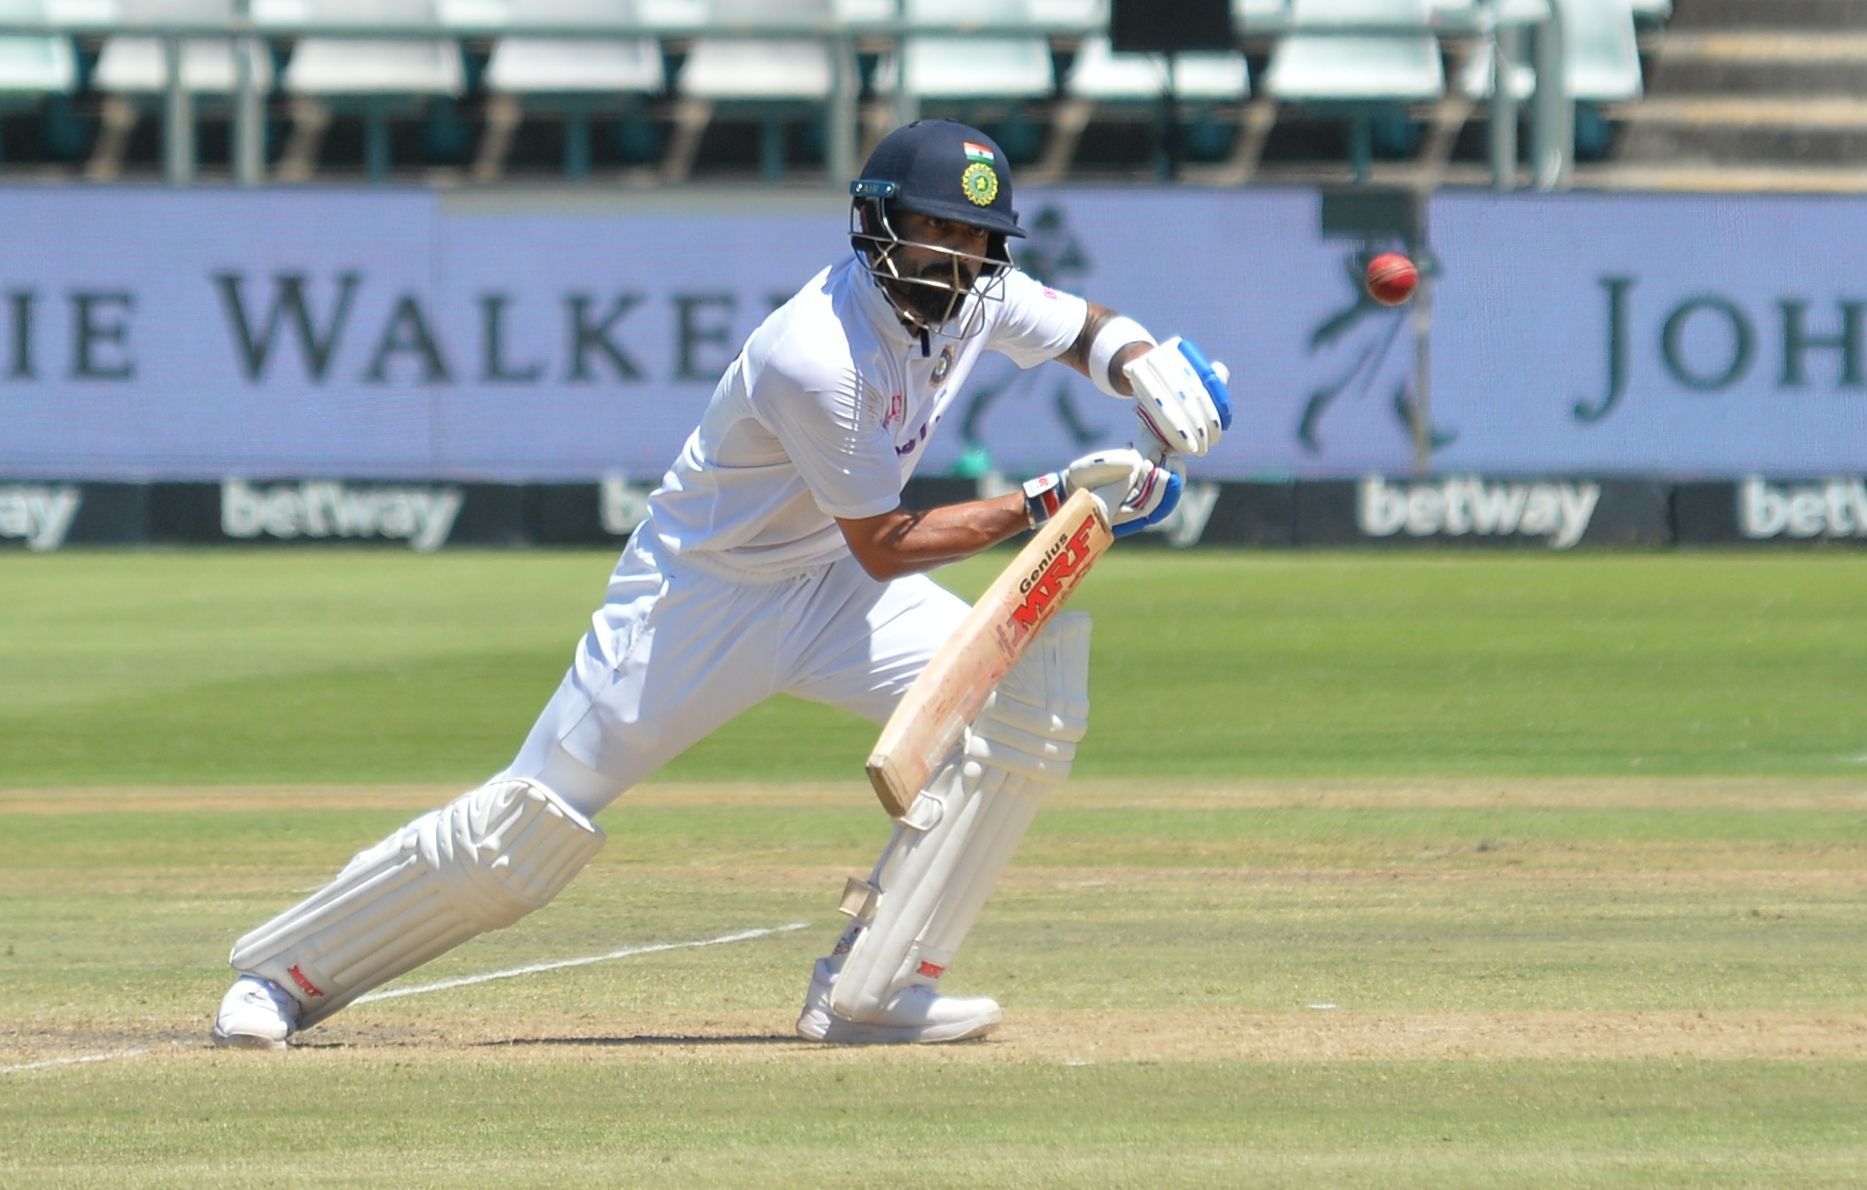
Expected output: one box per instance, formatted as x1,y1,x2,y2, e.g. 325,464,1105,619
2,548,1864,1187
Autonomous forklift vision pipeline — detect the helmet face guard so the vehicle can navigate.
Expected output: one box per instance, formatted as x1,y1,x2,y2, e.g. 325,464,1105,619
850,180,1012,341
846,121,1025,341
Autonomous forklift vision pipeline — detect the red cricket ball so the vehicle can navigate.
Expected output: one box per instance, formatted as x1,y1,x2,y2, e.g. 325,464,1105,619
1365,252,1418,306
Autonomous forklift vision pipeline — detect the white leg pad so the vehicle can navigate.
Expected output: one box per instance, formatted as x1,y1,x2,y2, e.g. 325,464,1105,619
229,778,605,1028
830,612,1091,1020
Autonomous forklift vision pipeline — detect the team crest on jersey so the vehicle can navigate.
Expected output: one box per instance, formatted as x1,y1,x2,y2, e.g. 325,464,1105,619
883,391,905,429
961,162,998,207
931,345,954,383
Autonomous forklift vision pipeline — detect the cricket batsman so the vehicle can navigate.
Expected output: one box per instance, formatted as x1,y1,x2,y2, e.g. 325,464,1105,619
213,118,1232,1048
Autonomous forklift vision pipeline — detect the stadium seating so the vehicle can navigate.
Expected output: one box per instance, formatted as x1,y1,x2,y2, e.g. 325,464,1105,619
668,0,840,181
93,0,274,97
473,0,664,180
1047,35,1250,178
1233,0,1291,29
869,0,1056,162
1262,0,1445,181
0,0,1687,184
88,0,273,177
267,0,466,181
0,0,78,164
1453,0,1641,104
1447,0,1640,162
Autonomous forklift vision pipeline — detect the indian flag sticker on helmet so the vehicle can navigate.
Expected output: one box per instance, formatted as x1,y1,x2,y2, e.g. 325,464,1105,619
962,141,995,164
961,161,999,207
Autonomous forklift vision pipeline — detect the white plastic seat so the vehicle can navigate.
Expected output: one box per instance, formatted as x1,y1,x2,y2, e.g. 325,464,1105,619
677,0,832,101
267,0,463,179
1436,0,1543,99
1264,0,1443,103
877,0,1055,102
92,0,273,95
1234,0,1292,31
1052,35,1247,176
480,0,664,95
1065,37,1248,103
1456,0,1641,103
1557,0,1642,101
472,0,664,179
668,0,843,180
45,0,119,21
1026,0,1103,30
0,0,78,98
275,0,463,98
678,40,831,102
1263,0,1442,179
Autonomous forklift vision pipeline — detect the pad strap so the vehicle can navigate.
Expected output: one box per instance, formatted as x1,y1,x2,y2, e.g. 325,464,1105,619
829,613,1092,1020
229,779,604,1028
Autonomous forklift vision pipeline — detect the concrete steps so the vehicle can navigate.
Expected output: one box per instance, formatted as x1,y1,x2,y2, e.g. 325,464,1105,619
1668,0,1862,29
1644,33,1867,94
1589,6,1867,191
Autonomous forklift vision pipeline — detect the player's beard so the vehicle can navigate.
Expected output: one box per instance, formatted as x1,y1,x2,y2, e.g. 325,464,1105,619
887,259,979,330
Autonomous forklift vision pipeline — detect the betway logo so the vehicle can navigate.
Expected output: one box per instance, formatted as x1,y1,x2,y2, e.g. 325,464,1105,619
1359,476,1601,550
0,484,80,550
222,480,463,552
1740,477,1867,539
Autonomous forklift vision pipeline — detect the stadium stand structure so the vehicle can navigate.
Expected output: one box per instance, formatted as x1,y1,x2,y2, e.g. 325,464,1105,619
18,0,1828,191
472,0,664,183
1601,0,1867,191
0,0,77,167
265,0,466,182
87,0,270,180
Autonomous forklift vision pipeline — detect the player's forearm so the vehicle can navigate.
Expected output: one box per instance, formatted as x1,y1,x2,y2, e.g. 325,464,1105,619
837,494,1031,581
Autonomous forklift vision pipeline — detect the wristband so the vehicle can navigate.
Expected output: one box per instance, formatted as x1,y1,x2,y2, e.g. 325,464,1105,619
1087,315,1156,399
1021,472,1065,527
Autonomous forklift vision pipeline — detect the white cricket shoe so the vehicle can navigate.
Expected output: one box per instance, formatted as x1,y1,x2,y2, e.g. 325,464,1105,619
795,958,1003,1044
210,976,300,1050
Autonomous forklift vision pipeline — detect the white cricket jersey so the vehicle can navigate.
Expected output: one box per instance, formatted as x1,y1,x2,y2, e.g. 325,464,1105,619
642,253,1089,580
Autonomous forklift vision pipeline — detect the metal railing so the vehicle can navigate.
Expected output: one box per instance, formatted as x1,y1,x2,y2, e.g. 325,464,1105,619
0,1,1569,189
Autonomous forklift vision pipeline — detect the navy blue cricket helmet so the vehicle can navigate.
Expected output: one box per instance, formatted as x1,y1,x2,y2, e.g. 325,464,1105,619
850,120,1024,336
852,118,1025,240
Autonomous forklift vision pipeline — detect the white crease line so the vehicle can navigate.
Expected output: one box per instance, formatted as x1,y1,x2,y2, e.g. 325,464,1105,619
2,1046,153,1076
1,923,809,1075
355,922,811,1004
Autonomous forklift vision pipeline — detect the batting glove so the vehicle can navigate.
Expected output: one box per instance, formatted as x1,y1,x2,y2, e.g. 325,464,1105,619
1024,447,1183,540
1125,337,1233,459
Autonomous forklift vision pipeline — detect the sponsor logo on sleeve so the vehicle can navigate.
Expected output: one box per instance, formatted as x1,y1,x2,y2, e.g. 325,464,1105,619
1358,476,1601,550
221,479,463,552
0,484,81,550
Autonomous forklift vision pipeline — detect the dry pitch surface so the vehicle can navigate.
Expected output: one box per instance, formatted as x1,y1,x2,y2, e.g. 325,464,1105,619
6,777,1863,1067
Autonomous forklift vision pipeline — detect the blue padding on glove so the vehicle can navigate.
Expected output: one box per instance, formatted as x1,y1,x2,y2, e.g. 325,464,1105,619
1113,469,1183,539
1176,339,1233,430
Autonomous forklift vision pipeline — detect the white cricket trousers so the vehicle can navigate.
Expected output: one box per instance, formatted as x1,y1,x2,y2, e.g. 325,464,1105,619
503,530,969,819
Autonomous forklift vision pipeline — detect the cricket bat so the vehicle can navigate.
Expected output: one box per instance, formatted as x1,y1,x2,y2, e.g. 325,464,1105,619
866,487,1114,817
